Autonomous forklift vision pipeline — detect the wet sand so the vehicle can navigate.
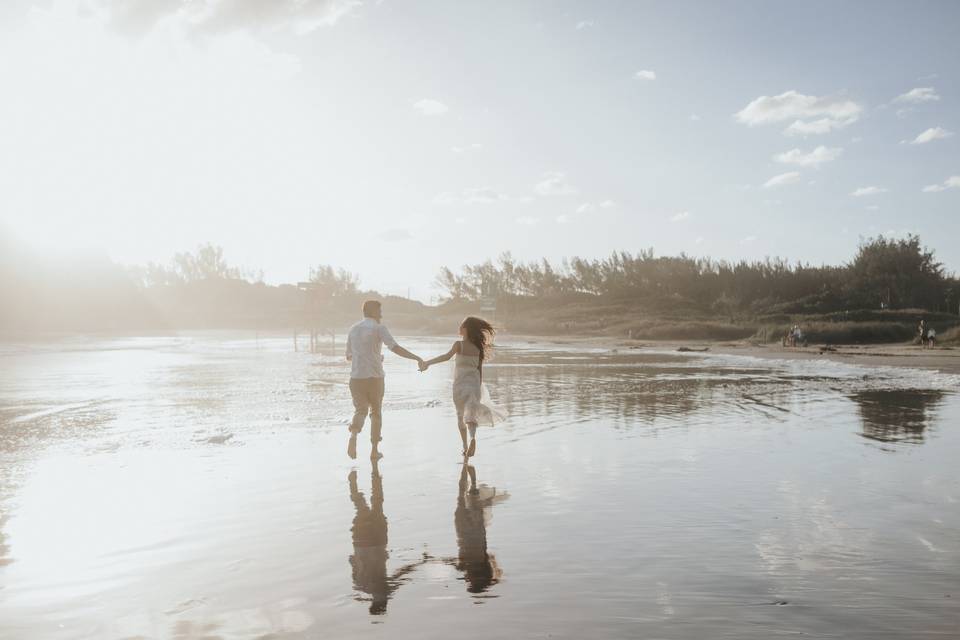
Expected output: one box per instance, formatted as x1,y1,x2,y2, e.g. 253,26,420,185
708,342,960,375
1,334,958,639
558,334,960,375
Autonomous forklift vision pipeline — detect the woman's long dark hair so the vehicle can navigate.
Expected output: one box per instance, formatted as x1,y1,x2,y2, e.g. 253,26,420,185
460,316,495,362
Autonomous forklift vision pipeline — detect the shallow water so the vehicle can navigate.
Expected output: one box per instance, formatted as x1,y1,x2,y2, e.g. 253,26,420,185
1,333,958,639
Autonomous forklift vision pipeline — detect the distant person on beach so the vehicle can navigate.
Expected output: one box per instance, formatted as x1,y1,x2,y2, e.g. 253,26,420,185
792,325,804,347
345,300,423,460
419,317,506,458
918,319,927,347
927,327,936,349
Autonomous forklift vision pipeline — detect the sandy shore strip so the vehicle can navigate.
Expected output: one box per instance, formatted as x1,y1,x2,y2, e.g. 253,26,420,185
499,333,960,375
703,342,960,375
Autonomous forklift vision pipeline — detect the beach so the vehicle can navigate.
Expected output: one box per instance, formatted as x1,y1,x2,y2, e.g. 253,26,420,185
1,333,958,639
662,342,960,375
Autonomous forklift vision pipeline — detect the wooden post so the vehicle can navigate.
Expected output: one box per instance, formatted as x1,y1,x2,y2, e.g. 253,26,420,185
294,328,298,352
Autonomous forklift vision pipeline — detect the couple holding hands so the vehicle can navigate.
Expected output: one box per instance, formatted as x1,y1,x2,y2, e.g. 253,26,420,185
345,300,506,460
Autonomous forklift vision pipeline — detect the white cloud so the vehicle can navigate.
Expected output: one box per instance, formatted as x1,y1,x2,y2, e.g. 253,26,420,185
689,114,701,121
922,176,960,193
773,145,842,168
740,235,757,244
575,20,595,30
534,172,579,196
634,70,656,81
694,236,704,245
735,90,862,136
89,0,359,37
865,205,880,211
575,200,614,214
784,117,847,136
560,200,615,223
894,87,940,104
516,216,539,226
451,143,482,154
763,171,801,188
376,228,413,242
669,211,690,222
413,98,449,116
908,127,953,144
433,186,527,205
850,186,888,197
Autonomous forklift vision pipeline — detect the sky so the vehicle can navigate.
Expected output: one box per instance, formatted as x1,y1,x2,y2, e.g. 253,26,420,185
0,0,958,300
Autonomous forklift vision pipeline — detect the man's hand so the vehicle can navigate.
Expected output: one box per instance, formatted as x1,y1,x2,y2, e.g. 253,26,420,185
418,359,429,372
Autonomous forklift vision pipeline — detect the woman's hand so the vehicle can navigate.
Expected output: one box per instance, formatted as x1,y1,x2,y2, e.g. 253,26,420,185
418,359,429,372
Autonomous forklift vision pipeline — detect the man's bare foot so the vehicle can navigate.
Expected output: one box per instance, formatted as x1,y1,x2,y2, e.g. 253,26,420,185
466,438,476,458
370,449,383,460
347,435,357,459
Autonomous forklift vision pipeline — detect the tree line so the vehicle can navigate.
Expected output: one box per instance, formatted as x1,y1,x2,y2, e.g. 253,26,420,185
127,243,359,295
435,236,960,315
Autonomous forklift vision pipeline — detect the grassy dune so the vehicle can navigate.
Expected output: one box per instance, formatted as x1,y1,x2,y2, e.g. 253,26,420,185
430,297,960,345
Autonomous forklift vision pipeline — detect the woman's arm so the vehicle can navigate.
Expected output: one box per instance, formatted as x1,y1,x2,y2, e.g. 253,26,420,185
420,341,460,371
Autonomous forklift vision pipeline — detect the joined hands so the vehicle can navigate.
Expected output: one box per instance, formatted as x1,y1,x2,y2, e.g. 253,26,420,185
417,358,429,372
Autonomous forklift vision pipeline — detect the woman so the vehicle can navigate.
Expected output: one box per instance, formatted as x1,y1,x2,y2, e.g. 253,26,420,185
419,316,506,457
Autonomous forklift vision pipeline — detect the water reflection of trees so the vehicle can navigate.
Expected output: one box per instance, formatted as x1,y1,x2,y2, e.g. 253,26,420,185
484,350,793,426
852,389,944,447
0,513,10,567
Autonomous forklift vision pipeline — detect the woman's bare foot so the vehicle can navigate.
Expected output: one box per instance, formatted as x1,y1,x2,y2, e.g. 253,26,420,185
466,438,476,458
370,447,383,460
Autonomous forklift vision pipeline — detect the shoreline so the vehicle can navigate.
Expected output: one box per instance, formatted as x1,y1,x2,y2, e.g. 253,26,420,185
498,333,960,376
4,329,960,376
703,342,960,375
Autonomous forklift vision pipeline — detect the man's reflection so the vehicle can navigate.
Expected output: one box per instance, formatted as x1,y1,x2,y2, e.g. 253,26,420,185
347,461,424,615
448,463,509,594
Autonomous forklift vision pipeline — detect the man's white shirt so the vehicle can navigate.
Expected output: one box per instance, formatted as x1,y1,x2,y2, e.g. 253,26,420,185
345,318,398,379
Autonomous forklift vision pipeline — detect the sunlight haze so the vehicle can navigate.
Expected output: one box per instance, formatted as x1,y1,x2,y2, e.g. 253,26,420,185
1,0,958,299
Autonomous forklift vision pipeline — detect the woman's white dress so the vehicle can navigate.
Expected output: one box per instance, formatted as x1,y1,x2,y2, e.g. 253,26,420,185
453,351,507,428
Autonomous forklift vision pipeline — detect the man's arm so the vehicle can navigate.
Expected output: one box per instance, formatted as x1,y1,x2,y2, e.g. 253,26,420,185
380,325,422,364
389,344,422,363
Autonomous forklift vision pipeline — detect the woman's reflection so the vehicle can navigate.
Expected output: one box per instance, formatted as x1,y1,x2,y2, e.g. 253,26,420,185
347,460,424,615
448,463,509,594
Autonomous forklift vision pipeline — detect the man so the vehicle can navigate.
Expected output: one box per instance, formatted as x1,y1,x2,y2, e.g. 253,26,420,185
345,300,422,459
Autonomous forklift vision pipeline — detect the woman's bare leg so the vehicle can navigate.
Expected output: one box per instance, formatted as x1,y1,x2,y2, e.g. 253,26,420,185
466,421,477,457
457,415,469,455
